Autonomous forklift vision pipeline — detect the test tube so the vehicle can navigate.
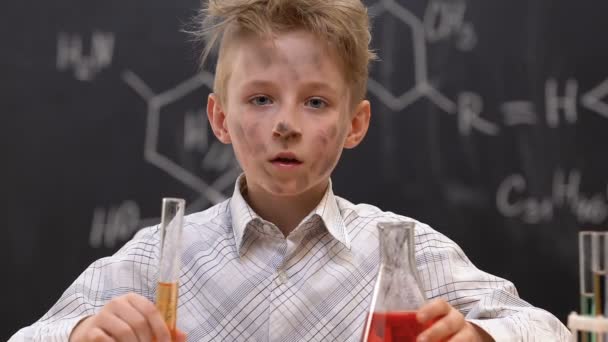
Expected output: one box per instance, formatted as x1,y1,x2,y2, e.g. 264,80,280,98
580,231,597,342
595,232,608,342
156,198,185,339
593,232,608,317
581,232,596,315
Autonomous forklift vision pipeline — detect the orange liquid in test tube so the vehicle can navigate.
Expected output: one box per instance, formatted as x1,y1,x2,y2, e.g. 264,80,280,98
156,281,179,338
155,198,185,341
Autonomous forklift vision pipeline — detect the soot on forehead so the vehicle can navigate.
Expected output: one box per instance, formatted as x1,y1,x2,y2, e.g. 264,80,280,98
254,34,325,67
239,43,274,70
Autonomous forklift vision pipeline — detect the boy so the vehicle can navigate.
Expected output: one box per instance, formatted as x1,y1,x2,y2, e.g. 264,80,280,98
11,0,570,341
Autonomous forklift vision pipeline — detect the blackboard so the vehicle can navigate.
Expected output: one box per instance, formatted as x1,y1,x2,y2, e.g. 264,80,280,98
3,0,608,338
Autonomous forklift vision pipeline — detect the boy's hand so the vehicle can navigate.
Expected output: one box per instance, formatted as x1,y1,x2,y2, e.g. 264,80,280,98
69,293,186,342
416,298,494,342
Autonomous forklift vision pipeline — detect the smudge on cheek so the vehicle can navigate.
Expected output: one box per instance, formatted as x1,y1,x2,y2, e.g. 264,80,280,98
233,123,250,153
228,123,250,172
329,124,338,138
236,120,273,181
318,124,338,146
315,124,346,177
233,122,266,172
246,122,267,154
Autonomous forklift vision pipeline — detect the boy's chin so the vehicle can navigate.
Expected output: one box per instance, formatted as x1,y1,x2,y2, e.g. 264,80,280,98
263,183,307,197
260,178,328,199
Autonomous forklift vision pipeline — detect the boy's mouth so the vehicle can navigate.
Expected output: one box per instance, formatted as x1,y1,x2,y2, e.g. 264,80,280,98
270,152,302,165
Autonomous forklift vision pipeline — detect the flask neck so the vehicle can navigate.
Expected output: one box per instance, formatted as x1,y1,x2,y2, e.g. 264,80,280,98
371,222,426,312
378,223,416,272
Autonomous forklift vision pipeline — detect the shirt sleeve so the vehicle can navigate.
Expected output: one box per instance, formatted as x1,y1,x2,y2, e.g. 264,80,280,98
8,227,160,342
414,222,571,342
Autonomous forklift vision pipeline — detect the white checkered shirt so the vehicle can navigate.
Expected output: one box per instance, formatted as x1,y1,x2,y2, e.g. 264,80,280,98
10,176,571,341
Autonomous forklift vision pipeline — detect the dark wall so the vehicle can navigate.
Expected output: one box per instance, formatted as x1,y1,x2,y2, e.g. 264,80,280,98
3,0,608,338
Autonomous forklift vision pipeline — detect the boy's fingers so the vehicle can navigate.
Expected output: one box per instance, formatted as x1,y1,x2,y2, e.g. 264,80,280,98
176,329,187,342
85,327,113,342
417,298,450,323
446,325,478,342
417,308,464,342
109,299,152,342
69,316,94,342
126,293,172,342
97,311,138,342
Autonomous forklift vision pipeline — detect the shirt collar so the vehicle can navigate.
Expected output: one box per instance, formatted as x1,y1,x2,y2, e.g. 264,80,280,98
229,174,350,254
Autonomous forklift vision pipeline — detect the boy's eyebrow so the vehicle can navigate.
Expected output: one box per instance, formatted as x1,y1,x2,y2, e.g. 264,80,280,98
300,81,341,97
241,79,342,97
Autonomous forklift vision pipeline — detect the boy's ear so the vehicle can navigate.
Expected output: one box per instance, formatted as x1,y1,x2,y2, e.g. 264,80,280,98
207,93,231,144
344,100,371,149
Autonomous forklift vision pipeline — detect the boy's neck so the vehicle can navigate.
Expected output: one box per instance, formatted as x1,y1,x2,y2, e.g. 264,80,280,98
244,179,329,237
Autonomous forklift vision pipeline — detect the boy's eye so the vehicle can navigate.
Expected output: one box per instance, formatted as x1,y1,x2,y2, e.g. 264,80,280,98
250,95,273,106
306,98,327,109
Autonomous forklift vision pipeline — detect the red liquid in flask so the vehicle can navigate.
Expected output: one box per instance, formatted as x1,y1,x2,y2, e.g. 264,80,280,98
365,311,434,342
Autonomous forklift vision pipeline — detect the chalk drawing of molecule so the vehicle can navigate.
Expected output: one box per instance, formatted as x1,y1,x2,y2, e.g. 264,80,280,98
122,70,241,212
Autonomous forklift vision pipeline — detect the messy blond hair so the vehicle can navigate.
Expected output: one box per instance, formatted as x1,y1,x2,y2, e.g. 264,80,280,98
191,0,376,104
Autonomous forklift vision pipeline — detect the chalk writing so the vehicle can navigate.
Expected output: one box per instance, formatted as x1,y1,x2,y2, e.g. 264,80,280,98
89,200,141,248
497,170,608,224
56,31,114,81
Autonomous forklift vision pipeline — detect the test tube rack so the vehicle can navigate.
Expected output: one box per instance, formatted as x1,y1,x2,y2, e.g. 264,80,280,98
568,312,608,341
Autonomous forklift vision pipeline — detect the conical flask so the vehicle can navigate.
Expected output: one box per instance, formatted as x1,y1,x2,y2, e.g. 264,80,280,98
362,221,429,342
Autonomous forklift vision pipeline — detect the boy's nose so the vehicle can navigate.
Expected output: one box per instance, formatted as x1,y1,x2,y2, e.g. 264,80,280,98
272,121,301,141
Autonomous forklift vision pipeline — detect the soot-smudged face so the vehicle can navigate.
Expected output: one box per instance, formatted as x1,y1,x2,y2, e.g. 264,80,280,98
215,30,361,198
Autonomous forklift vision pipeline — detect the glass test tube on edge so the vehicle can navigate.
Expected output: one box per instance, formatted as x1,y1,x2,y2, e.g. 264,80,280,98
156,198,186,339
593,232,607,317
580,231,596,342
593,232,608,342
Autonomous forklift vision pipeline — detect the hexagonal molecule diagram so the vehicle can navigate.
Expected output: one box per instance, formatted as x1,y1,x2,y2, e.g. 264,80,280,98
364,0,496,137
366,0,476,114
122,70,241,213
